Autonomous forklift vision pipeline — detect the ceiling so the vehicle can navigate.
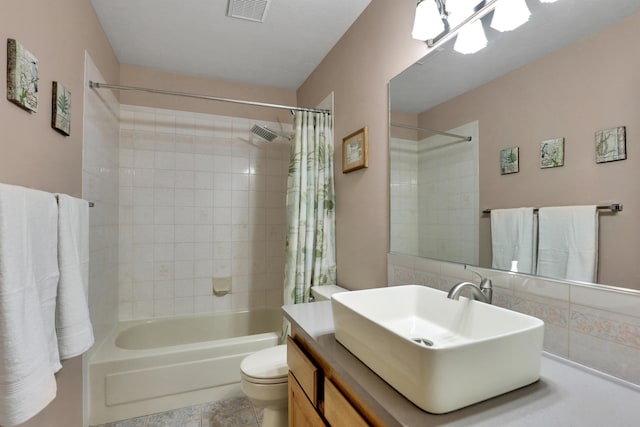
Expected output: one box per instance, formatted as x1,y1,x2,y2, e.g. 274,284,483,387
91,0,371,90
391,0,640,114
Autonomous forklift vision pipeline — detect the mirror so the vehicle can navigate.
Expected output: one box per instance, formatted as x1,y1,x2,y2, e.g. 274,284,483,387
389,0,640,290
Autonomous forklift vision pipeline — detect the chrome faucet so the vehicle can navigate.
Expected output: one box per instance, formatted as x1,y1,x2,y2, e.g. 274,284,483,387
447,269,493,304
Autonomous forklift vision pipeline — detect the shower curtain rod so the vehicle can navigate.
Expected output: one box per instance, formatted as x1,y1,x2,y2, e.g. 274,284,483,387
88,81,331,114
390,122,472,143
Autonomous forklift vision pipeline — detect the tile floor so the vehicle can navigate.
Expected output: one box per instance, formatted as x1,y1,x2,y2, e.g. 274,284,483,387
93,397,263,427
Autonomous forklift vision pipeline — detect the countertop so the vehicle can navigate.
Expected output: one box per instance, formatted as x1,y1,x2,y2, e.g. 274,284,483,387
283,301,640,427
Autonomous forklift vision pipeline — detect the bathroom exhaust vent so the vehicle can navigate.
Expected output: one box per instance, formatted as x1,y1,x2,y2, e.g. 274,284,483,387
227,0,270,23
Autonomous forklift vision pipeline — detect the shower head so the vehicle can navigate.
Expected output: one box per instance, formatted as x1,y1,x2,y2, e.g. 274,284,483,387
250,124,291,142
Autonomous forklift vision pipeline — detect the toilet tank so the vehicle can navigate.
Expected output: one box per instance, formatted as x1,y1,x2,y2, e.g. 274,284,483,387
311,285,348,301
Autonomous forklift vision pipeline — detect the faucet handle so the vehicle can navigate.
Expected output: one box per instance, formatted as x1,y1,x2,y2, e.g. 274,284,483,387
465,266,484,282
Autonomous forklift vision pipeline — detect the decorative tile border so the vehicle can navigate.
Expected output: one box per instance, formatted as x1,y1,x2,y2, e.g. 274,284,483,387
570,305,640,350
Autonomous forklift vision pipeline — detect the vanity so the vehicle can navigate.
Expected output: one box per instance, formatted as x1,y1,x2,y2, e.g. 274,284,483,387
284,300,640,426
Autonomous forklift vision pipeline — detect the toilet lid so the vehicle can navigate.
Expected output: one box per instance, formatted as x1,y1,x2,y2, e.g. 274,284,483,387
240,344,288,384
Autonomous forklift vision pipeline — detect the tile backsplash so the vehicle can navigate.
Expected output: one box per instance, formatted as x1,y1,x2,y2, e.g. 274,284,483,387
119,105,289,320
388,253,640,385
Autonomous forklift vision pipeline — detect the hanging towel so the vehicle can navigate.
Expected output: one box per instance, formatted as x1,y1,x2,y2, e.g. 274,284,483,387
491,207,537,274
55,194,94,359
536,206,598,283
0,183,59,426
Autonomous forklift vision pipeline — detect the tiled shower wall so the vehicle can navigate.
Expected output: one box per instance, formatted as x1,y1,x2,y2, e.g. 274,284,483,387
389,138,418,255
83,54,120,350
118,105,290,320
388,253,640,386
390,122,478,265
417,121,478,265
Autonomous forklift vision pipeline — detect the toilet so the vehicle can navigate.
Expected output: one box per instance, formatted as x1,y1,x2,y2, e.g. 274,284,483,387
240,344,289,427
239,285,347,427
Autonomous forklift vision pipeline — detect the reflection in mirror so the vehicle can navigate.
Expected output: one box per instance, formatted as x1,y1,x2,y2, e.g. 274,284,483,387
390,121,479,265
390,0,640,290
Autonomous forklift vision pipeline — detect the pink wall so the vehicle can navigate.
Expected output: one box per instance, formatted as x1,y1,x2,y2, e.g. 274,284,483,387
0,0,119,425
297,0,428,290
119,65,296,125
418,13,640,289
0,0,118,196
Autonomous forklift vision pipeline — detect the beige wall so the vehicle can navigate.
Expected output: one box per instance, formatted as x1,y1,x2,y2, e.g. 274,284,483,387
0,0,118,196
297,0,428,290
418,13,640,289
120,65,296,125
0,0,119,425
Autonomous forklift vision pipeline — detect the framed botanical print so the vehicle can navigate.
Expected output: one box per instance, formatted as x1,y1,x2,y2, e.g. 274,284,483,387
51,81,71,135
500,146,519,175
342,126,369,173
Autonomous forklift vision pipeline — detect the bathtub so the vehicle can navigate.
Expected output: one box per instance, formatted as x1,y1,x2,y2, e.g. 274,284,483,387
89,309,282,425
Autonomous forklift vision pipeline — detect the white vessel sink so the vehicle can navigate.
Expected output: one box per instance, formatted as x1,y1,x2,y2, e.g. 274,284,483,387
331,285,544,414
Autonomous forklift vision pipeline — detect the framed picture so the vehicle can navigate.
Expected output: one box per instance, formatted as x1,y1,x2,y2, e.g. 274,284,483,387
51,82,71,135
595,126,626,163
500,147,519,175
540,137,564,168
6,38,39,112
342,127,369,173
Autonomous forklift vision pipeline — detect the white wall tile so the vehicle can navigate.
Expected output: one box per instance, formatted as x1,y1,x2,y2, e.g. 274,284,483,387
570,284,640,318
174,171,195,189
120,105,287,320
195,172,214,189
175,153,195,170
174,243,195,261
155,152,176,169
134,150,155,169
134,111,155,133
154,170,175,188
213,173,232,191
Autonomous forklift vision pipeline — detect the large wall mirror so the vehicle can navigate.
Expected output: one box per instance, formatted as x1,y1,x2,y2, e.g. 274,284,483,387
389,0,640,290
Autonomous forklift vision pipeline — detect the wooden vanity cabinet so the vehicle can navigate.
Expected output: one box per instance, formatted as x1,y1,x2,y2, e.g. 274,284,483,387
287,336,370,427
323,377,370,427
289,371,325,426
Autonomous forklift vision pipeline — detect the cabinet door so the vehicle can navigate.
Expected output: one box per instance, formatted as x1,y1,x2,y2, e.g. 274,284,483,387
287,336,319,405
289,372,326,426
324,378,370,427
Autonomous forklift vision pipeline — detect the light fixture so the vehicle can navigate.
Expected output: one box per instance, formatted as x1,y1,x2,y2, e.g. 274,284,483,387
540,0,559,3
454,19,487,54
412,0,445,41
491,0,531,32
446,0,483,28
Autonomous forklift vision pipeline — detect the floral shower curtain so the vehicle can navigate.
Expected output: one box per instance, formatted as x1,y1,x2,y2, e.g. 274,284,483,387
284,111,336,305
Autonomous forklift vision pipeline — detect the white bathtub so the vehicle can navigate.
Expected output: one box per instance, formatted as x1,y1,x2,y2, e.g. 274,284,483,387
89,309,282,425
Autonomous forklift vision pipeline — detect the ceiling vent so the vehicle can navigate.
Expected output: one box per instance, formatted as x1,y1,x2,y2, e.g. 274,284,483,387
227,0,270,23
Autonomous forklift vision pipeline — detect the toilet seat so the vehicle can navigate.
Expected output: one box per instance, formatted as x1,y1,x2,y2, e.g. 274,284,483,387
240,345,288,385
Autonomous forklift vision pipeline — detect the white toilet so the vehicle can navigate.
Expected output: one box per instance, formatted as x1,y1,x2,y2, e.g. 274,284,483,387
240,344,289,427
239,285,347,427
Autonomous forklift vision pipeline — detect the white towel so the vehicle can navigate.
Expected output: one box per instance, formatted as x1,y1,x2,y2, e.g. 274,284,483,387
55,194,94,359
0,183,59,426
491,208,537,274
536,206,598,283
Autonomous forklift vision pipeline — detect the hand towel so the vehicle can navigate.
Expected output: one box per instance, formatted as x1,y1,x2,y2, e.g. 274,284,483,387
0,183,59,426
536,205,598,283
491,207,537,274
55,194,94,359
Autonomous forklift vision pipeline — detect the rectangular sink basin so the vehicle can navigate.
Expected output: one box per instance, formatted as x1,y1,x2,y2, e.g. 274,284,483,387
331,285,544,414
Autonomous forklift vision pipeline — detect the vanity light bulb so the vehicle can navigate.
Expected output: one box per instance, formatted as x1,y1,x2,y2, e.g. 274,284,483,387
412,0,445,41
453,19,487,54
491,0,531,32
540,0,559,3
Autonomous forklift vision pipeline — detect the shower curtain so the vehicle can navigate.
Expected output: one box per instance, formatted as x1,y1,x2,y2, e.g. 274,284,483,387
284,111,336,305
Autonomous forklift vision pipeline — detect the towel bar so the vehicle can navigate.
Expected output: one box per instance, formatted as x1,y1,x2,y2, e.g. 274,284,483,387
482,203,623,215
